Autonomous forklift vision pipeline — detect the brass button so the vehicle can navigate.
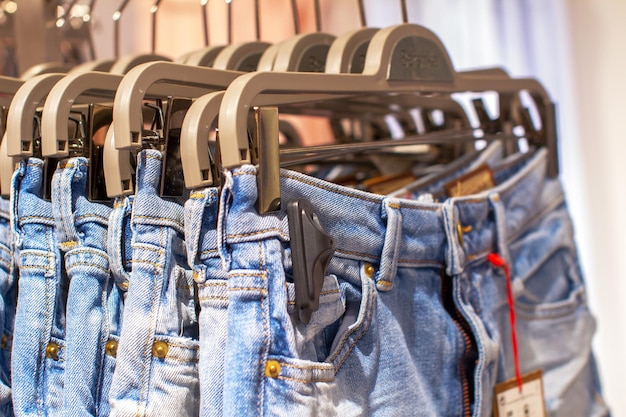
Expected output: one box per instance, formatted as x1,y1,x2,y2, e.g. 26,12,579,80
364,263,375,279
265,360,281,378
456,223,472,245
117,281,129,291
46,342,60,361
105,339,118,357
152,341,168,359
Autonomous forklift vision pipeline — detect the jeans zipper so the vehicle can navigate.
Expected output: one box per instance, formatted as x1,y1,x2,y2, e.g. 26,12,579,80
442,270,476,417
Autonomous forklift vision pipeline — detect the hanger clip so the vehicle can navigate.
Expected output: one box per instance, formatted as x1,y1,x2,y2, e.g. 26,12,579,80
287,199,335,324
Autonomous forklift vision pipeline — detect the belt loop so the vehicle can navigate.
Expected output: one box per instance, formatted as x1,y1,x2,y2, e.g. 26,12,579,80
10,159,27,249
217,170,234,271
375,198,402,291
185,189,211,268
489,192,511,264
442,199,466,276
52,159,83,250
107,196,132,288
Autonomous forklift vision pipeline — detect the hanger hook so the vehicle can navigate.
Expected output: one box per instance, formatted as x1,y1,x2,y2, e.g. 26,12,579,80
113,0,132,59
86,0,98,60
313,0,321,32
357,0,366,27
226,0,233,44
201,0,210,46
400,0,408,24
290,0,300,35
254,0,260,41
150,0,163,54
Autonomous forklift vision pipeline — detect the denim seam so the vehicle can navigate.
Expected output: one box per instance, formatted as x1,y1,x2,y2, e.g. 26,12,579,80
57,168,73,245
94,270,110,416
226,229,289,240
75,214,110,222
67,247,109,257
140,226,164,412
160,356,198,364
259,241,268,417
19,216,54,221
38,226,54,414
133,215,184,228
199,296,228,301
198,282,227,288
66,262,109,274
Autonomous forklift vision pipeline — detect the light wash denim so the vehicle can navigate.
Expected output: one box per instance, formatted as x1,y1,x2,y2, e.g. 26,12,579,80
10,159,66,416
0,196,16,416
99,195,134,417
215,147,606,417
51,158,113,417
184,188,227,416
109,150,199,417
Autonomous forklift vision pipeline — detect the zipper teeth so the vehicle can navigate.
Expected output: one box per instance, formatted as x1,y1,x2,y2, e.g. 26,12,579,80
453,309,473,417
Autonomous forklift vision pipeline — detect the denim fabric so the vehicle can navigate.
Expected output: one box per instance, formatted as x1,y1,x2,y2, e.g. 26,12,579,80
109,150,199,417
216,147,606,417
51,158,113,417
0,196,16,416
11,159,67,416
184,188,227,416
99,196,134,417
442,149,609,417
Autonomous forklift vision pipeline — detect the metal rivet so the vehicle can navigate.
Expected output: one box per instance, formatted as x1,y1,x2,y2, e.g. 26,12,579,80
265,360,281,378
46,342,60,361
491,193,501,202
0,335,7,349
152,341,168,358
456,223,473,245
364,263,375,278
105,339,118,357
117,281,129,291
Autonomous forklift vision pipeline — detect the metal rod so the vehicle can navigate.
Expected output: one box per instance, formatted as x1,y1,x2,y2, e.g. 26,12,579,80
279,129,520,157
113,0,131,58
400,0,408,23
87,0,98,60
313,0,321,32
150,0,162,54
254,0,261,40
201,0,210,46
226,0,232,44
291,0,300,34
357,0,366,27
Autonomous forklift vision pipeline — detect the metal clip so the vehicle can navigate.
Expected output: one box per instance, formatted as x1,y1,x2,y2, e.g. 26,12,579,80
287,199,335,324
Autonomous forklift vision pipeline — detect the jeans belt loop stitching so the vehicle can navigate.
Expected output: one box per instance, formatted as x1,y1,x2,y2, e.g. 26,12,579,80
376,198,403,292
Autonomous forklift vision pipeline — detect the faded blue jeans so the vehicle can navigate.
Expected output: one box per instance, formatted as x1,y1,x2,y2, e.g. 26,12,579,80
0,196,16,416
11,159,66,416
109,150,199,417
51,158,113,416
215,147,606,416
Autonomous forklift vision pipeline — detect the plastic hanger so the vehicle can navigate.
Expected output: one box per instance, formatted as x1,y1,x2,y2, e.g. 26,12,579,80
214,23,558,215
103,122,133,197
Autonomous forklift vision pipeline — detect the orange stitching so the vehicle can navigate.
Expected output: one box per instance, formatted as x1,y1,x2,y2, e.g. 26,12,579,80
228,287,268,293
66,262,109,274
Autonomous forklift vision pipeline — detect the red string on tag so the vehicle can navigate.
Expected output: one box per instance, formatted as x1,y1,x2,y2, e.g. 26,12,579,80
487,253,523,393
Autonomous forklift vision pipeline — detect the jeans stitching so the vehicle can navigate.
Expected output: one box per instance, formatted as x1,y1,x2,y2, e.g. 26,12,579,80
258,241,268,416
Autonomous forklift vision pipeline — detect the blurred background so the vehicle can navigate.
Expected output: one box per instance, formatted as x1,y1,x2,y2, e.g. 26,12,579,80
3,0,625,414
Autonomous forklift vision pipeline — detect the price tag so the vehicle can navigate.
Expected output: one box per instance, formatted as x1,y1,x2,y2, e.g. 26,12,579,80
494,369,546,417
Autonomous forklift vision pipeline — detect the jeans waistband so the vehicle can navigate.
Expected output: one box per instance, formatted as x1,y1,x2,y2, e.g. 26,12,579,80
220,148,563,285
52,157,111,251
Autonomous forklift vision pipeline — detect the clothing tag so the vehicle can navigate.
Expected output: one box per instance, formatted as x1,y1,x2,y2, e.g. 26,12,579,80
363,172,417,195
493,369,546,417
444,164,495,197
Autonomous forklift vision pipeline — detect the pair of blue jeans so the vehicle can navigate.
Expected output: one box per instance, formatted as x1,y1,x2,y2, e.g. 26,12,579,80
11,159,66,416
108,150,199,416
50,157,113,416
0,196,16,416
214,147,607,416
